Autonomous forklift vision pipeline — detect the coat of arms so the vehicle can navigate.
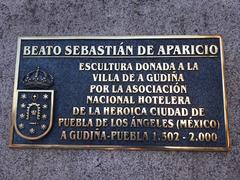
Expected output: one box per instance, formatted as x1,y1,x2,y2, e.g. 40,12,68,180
14,67,54,140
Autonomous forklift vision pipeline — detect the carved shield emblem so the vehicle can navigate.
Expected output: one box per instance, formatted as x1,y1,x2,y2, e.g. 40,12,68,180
14,67,54,140
14,90,54,140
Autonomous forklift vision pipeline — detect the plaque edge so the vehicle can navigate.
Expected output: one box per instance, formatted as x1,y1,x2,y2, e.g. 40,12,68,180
8,35,231,152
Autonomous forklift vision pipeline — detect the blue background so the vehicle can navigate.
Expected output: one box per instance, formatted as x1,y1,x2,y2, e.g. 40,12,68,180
12,38,226,147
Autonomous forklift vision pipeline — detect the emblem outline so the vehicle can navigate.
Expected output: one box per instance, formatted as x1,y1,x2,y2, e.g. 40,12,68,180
14,89,54,140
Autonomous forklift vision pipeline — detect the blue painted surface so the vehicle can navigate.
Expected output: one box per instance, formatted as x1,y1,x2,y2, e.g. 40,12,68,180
12,37,227,148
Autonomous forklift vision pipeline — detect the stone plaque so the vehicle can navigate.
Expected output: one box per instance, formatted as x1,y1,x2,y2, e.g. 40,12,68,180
9,36,230,151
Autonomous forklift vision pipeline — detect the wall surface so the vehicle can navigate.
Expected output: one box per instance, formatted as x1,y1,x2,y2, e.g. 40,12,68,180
0,0,239,179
